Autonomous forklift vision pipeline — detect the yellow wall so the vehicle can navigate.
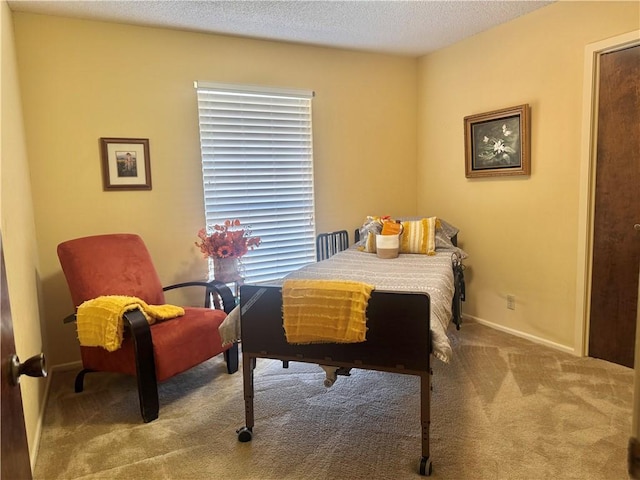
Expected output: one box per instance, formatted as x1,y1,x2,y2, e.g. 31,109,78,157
1,0,47,467
12,13,418,367
418,1,639,350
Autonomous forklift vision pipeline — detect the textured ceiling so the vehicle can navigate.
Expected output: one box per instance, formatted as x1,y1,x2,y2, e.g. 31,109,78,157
7,0,554,57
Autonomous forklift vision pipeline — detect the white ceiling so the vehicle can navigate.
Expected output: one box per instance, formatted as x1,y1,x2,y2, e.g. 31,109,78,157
7,0,554,57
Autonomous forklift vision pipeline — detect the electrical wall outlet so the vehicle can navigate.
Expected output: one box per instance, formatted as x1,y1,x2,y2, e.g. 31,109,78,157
507,295,515,310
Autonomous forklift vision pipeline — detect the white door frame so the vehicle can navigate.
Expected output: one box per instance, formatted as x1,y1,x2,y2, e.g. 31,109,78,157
575,29,640,357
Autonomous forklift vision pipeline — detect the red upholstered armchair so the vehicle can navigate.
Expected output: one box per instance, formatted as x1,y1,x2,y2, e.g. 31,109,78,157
57,233,238,423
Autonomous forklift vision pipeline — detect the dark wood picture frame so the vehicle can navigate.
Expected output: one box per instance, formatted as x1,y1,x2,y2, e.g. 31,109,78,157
100,137,152,190
464,104,530,178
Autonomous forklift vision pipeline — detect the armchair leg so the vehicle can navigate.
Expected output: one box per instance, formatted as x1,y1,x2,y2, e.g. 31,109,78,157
225,342,239,374
74,368,94,393
124,309,159,423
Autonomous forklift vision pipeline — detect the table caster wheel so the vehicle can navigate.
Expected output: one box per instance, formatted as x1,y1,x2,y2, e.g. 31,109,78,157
419,456,432,476
237,426,253,442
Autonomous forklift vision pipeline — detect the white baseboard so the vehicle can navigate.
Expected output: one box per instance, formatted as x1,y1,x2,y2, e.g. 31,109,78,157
32,360,82,470
31,381,47,472
462,314,577,356
50,360,83,372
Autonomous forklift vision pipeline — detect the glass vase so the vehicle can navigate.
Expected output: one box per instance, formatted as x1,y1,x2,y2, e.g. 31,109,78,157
213,257,242,283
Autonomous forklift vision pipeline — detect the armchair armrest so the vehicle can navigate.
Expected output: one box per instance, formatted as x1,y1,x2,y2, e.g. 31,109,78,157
122,308,158,422
162,280,236,314
63,280,236,325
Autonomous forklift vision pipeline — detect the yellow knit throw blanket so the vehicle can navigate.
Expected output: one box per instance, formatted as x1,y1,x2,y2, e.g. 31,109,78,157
282,279,374,344
76,295,185,352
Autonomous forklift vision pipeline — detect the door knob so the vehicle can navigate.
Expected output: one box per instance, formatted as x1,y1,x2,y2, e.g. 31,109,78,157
8,353,47,386
635,224,640,231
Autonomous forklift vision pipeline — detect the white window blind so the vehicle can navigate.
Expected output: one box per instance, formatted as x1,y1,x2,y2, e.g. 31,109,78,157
195,82,316,284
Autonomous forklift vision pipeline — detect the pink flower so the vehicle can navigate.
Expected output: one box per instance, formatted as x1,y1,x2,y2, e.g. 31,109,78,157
195,219,261,259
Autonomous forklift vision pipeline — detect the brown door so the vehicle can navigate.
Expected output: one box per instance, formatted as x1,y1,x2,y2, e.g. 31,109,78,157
589,45,640,368
1,235,33,479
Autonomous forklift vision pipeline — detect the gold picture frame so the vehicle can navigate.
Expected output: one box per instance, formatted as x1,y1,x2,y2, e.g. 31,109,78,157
100,137,152,191
464,104,530,178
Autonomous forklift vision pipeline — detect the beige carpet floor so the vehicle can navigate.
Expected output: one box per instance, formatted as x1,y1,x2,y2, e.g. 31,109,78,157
34,321,634,479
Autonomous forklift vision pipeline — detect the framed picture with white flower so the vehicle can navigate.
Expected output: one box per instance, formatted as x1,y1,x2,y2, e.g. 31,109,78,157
464,104,530,178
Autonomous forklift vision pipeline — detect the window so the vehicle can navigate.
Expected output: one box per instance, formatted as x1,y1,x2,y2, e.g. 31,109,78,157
195,82,316,284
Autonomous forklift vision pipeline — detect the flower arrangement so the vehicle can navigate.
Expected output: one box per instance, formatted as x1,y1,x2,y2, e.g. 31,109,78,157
195,219,261,259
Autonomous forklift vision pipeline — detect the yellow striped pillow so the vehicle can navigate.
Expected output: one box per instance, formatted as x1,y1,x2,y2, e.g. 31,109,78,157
400,217,439,255
365,231,377,252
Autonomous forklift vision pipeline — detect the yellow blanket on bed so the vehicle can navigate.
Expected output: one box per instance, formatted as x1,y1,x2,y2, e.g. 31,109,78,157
282,279,374,344
76,295,185,352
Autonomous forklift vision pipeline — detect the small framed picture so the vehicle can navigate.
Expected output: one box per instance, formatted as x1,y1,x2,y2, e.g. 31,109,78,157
99,138,152,190
464,104,530,178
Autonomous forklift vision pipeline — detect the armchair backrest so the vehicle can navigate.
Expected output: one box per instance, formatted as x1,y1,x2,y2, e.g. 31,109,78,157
57,234,166,307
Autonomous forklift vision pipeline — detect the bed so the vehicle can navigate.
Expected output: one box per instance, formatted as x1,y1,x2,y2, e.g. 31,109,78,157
225,228,465,476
